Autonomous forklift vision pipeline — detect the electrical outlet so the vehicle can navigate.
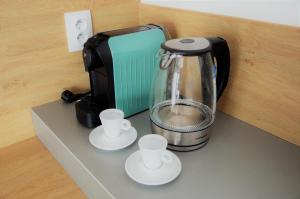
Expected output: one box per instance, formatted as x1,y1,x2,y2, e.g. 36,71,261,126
64,10,93,52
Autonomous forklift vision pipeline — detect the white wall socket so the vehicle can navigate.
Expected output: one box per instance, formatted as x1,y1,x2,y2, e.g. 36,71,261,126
64,10,93,52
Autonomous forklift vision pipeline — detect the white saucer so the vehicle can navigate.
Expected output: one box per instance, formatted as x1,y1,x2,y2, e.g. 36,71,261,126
89,125,137,151
125,150,182,186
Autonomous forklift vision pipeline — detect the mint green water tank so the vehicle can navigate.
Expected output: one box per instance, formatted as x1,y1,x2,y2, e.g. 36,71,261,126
108,28,166,117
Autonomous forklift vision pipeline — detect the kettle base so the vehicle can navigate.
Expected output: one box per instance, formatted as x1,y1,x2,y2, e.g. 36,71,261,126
167,140,209,152
151,121,211,152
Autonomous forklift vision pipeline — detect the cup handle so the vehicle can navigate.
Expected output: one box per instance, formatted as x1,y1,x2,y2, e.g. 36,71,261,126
121,119,131,131
161,151,173,164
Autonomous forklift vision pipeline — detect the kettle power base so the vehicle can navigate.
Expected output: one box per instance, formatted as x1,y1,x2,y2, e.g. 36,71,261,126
32,101,300,199
150,119,211,152
167,140,209,152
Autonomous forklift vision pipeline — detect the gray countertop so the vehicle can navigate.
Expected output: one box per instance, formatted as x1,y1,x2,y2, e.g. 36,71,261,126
32,101,300,199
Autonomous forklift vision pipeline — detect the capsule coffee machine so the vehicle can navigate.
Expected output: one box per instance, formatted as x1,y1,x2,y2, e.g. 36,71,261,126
75,24,168,128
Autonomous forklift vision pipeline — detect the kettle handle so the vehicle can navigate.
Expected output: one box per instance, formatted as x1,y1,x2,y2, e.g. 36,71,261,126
207,37,230,100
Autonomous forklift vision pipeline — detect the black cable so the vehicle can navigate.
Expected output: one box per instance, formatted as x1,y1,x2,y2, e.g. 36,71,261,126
61,90,90,103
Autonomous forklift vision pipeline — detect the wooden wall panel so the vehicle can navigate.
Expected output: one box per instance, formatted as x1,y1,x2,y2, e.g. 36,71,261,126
139,4,300,146
0,0,139,148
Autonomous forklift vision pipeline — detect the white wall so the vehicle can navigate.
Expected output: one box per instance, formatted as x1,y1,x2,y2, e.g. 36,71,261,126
141,0,300,27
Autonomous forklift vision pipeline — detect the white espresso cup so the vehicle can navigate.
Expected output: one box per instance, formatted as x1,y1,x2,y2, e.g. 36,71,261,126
138,134,173,170
99,109,131,139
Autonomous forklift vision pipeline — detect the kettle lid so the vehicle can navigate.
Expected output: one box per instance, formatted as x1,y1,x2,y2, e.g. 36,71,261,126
161,37,211,55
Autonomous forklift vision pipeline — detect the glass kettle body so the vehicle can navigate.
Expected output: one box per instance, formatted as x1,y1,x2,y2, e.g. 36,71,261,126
149,37,230,151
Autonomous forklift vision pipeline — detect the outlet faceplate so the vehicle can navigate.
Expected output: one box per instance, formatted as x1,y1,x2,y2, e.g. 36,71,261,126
64,10,93,52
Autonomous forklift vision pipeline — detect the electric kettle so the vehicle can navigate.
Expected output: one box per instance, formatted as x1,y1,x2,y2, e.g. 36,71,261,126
149,37,230,151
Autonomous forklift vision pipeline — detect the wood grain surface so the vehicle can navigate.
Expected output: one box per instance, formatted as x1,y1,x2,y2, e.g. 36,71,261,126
139,4,300,146
0,137,86,199
0,0,139,148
